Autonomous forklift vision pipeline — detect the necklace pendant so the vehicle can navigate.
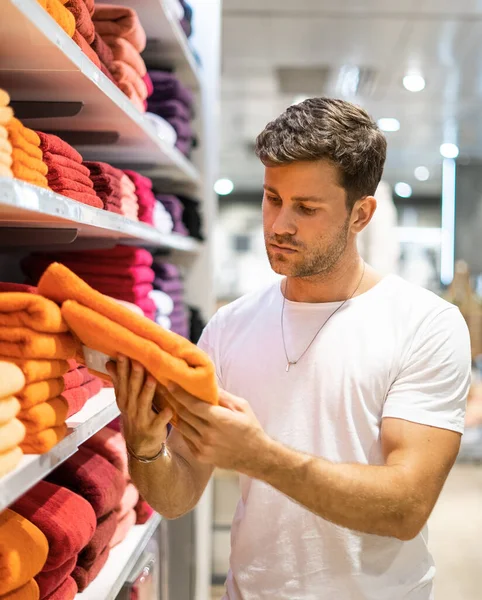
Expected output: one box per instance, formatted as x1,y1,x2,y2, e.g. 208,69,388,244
286,361,295,372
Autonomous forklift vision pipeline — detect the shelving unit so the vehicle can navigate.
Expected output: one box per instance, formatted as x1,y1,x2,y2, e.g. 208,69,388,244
76,514,163,600
0,390,119,512
1,0,199,188
0,178,202,252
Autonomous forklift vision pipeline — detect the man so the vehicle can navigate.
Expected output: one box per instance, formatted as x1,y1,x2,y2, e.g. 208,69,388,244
107,98,471,599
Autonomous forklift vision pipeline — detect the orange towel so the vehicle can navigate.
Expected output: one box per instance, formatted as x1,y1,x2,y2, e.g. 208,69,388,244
0,446,23,478
18,379,65,410
0,293,68,333
0,419,25,453
0,509,48,595
19,398,68,433
11,149,48,177
103,36,147,76
0,107,14,126
0,362,25,398
93,5,146,52
20,425,67,454
11,163,49,189
0,357,70,384
6,120,42,156
110,60,148,100
0,397,20,424
36,0,76,37
0,328,78,360
38,263,218,403
0,579,39,600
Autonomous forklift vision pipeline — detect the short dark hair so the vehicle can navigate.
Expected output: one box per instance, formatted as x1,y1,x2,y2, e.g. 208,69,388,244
255,97,387,210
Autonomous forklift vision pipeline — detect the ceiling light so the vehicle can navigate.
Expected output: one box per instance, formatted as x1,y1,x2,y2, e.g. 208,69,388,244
414,166,430,181
377,118,400,132
440,143,459,159
394,182,413,198
214,178,234,196
403,74,426,92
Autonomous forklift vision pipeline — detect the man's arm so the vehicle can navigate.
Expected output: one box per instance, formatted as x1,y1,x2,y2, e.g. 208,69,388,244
107,357,213,520
165,386,461,540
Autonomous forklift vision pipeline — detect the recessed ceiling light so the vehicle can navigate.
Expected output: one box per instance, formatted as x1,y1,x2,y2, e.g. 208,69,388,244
394,182,413,198
440,143,459,159
414,166,430,181
403,74,426,92
377,118,400,132
214,178,234,195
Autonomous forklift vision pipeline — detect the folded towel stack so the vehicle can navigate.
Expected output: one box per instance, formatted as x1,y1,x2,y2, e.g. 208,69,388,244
6,119,49,190
37,262,218,407
0,90,13,179
22,246,156,320
83,161,133,216
152,261,189,337
46,446,126,592
156,194,189,236
0,292,79,454
61,360,103,417
92,5,148,112
0,362,26,478
11,480,97,600
65,0,102,71
147,70,195,156
35,132,103,208
0,508,49,599
123,170,156,225
36,0,76,37
153,198,174,235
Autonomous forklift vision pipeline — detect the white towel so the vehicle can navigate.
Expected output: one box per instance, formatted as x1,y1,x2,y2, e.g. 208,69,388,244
149,290,174,316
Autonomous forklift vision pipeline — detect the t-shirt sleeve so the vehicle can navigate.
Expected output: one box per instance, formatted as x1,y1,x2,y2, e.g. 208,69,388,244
383,306,471,433
197,310,224,387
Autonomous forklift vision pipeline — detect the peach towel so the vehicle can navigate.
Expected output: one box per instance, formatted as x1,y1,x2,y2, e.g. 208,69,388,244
0,509,48,595
103,35,147,76
0,446,23,478
0,357,70,384
0,419,25,453
93,5,146,52
109,508,136,548
0,362,25,398
0,397,20,424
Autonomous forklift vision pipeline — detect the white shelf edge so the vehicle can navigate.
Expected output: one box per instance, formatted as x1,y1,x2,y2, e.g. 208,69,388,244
8,0,200,185
0,178,203,253
0,389,120,511
76,514,163,600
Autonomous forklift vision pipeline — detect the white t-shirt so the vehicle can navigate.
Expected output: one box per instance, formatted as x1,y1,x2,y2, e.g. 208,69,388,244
198,275,471,600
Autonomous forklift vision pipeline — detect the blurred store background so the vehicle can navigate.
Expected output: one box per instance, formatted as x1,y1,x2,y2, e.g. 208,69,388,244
211,2,482,599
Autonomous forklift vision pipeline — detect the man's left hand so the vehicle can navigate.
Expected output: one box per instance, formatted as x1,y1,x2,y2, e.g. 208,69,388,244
161,383,269,473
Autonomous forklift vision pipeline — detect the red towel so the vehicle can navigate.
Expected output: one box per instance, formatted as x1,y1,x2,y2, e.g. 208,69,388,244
35,133,83,164
135,498,153,525
91,33,114,67
72,30,101,69
48,178,97,196
66,0,95,43
109,508,136,548
72,546,109,592
58,190,103,208
0,283,38,294
82,426,128,476
62,366,96,390
42,152,90,176
77,510,118,568
62,377,103,417
83,160,124,179
46,446,126,518
42,576,77,600
35,556,76,598
11,480,97,572
46,165,94,189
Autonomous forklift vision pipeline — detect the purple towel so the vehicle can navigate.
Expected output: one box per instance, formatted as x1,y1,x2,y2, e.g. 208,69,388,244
156,195,189,236
153,262,181,279
154,278,183,294
148,71,193,109
147,99,191,121
168,117,193,141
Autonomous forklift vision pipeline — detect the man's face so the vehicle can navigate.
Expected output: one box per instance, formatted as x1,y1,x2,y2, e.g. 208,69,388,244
263,160,353,278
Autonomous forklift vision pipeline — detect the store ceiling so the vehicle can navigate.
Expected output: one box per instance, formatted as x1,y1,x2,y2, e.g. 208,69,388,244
220,0,482,197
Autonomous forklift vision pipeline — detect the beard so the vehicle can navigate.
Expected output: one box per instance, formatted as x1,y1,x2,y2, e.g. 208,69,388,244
265,218,350,278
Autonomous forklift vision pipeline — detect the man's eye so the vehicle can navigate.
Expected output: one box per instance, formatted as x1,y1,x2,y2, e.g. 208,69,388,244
267,196,281,204
300,206,317,215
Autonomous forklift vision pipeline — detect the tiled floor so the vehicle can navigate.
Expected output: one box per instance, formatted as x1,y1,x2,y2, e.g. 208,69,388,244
211,464,482,599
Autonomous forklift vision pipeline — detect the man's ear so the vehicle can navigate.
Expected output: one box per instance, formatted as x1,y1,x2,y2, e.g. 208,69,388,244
350,196,377,233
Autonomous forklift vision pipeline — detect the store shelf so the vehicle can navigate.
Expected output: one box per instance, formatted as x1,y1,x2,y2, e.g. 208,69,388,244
77,514,162,600
0,178,203,252
0,389,119,512
96,0,201,90
0,0,200,188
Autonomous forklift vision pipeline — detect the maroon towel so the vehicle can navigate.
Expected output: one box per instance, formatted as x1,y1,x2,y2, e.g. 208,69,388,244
43,576,77,600
46,446,126,518
36,132,83,164
73,30,101,69
66,0,95,44
77,510,118,568
91,32,114,67
11,480,97,571
83,160,124,179
62,377,103,418
0,282,38,294
36,555,76,599
63,366,96,391
72,546,109,592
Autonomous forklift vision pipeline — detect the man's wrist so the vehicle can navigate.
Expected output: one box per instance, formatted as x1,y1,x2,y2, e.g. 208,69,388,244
241,433,279,479
126,440,170,463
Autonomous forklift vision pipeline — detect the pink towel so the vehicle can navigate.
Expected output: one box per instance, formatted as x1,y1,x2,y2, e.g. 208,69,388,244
82,426,128,476
109,508,136,548
117,483,139,520
62,366,96,390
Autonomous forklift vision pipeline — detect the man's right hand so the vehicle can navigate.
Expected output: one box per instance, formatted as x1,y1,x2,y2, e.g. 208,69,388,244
106,355,173,459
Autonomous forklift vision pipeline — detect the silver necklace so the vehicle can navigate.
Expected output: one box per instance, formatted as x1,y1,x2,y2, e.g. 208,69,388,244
281,261,366,372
